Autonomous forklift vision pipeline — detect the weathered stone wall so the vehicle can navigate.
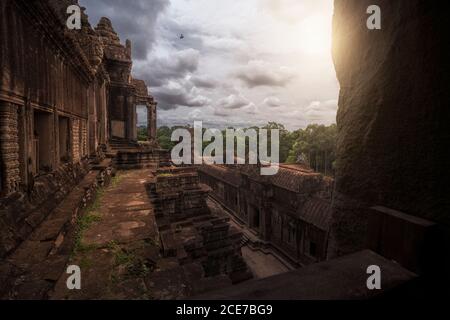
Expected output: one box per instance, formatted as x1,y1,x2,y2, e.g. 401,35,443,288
0,0,161,268
329,0,450,257
0,0,105,261
0,161,89,258
0,0,90,118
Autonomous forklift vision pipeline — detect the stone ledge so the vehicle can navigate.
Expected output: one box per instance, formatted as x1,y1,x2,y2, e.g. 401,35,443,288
192,250,417,300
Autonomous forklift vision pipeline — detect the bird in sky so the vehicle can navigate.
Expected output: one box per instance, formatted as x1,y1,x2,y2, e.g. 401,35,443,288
179,34,185,40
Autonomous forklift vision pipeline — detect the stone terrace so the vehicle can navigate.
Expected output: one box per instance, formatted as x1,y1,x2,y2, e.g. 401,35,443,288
48,167,251,300
51,169,158,299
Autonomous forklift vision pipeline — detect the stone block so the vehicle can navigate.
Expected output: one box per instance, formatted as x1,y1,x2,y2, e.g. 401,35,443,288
366,206,436,274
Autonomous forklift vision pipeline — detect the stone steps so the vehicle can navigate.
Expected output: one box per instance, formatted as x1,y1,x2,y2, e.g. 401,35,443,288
240,234,250,247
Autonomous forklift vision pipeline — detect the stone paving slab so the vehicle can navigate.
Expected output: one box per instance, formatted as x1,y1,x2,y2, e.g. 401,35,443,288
50,169,161,300
1,168,106,299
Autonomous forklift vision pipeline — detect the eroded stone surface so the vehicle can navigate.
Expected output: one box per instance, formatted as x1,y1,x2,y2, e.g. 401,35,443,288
0,164,113,299
329,0,450,258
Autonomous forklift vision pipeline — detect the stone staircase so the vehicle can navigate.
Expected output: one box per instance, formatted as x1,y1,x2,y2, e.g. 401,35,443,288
240,234,250,247
148,166,253,285
109,138,140,152
113,151,160,170
108,139,168,170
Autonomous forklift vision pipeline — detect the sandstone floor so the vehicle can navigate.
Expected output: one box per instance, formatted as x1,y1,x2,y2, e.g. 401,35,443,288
51,169,160,299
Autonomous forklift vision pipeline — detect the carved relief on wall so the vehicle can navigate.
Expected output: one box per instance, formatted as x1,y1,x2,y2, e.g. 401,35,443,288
0,102,21,195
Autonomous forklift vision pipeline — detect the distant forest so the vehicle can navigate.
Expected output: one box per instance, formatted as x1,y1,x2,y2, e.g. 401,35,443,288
138,122,337,176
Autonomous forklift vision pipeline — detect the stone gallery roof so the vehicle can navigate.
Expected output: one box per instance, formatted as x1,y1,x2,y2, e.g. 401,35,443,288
297,198,332,231
270,165,323,193
238,163,324,193
198,165,242,187
200,163,327,194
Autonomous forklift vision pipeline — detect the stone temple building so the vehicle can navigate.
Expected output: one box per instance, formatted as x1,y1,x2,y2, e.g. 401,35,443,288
0,0,158,256
198,164,333,266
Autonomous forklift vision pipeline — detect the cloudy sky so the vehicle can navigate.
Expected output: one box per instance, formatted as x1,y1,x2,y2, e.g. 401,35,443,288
80,0,339,130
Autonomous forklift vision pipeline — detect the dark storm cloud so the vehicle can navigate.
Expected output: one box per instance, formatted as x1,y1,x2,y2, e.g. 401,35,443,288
152,84,210,110
80,0,169,60
136,48,200,87
237,71,293,88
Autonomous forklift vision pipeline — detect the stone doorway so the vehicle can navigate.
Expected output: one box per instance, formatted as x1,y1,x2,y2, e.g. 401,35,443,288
250,205,260,232
136,105,148,141
58,116,70,164
33,110,53,175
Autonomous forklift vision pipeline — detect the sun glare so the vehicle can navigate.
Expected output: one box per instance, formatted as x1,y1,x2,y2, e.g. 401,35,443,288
299,14,332,55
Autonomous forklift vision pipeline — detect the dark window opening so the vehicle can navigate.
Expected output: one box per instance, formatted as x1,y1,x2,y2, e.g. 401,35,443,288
288,225,296,244
58,116,70,163
33,111,53,175
252,207,260,230
309,241,317,257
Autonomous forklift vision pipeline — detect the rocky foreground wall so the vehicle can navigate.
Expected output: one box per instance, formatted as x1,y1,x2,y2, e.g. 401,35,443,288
329,0,450,257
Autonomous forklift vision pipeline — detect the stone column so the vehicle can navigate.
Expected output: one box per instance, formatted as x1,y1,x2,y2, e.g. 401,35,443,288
147,103,152,142
0,102,21,195
126,95,136,141
131,104,137,141
147,101,157,144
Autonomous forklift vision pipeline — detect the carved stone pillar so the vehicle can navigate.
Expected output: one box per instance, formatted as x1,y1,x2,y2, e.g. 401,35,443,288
147,103,152,142
147,102,157,144
0,102,21,195
126,95,136,141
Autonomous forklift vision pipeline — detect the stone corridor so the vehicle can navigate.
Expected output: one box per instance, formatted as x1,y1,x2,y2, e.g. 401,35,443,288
51,169,159,299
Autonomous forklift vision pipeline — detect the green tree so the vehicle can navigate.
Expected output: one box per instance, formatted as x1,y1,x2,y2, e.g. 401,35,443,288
286,124,337,176
157,126,176,150
137,126,148,141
